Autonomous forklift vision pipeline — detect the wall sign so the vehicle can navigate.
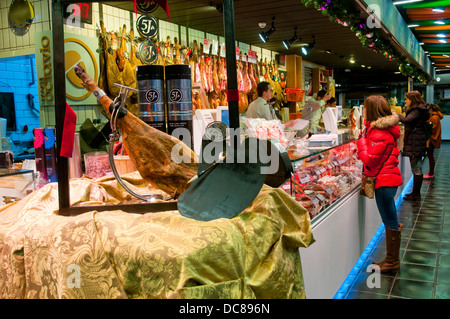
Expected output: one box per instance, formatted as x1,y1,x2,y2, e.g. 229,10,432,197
35,31,99,106
136,14,158,39
136,0,159,14
139,40,159,64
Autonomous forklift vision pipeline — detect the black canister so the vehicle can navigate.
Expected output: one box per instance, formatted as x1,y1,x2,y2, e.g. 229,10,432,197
137,65,166,132
165,64,193,146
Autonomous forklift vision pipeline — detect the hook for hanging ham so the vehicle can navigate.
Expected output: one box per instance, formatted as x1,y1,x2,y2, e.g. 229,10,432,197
106,83,172,203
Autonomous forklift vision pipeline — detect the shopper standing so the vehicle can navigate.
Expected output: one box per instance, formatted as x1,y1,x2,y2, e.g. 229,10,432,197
424,103,443,179
357,96,403,273
396,91,430,201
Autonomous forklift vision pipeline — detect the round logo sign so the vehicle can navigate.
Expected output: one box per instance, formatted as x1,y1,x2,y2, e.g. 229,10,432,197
64,37,98,101
145,89,160,103
138,40,158,64
169,89,183,102
136,14,158,39
136,0,158,14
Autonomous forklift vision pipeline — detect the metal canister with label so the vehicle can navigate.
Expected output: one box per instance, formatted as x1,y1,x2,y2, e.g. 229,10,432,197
165,64,193,146
137,64,166,132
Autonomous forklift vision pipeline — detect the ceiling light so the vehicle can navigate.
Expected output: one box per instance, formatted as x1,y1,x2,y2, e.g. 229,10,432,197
444,54,450,57
435,20,445,25
439,39,447,43
259,17,276,43
361,65,366,68
419,42,424,45
433,8,445,13
349,58,355,63
437,34,446,37
408,24,420,28
393,0,422,5
301,35,316,56
282,27,298,50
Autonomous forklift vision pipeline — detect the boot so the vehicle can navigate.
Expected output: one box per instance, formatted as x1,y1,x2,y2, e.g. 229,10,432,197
404,174,423,201
373,226,401,273
373,224,401,265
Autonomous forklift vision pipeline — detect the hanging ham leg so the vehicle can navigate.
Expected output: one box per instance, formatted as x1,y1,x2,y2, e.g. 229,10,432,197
74,64,198,198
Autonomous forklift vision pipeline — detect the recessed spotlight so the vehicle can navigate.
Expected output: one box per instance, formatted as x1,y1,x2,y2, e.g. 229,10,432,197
408,24,420,28
444,54,450,57
435,20,445,25
437,34,446,37
439,39,447,43
349,58,355,63
419,42,424,45
432,8,445,13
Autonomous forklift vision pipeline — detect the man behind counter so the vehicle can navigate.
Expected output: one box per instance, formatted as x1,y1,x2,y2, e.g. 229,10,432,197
246,81,278,120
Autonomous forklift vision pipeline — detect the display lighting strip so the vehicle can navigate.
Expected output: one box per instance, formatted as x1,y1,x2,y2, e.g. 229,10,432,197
333,176,414,299
393,0,423,5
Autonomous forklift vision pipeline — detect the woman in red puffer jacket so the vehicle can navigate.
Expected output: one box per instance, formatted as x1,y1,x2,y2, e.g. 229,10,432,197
357,96,403,273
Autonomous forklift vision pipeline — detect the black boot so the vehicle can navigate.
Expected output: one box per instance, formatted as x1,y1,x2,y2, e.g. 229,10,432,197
404,174,423,201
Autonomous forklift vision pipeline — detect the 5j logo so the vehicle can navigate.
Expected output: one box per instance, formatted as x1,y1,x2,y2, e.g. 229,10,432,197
169,89,183,102
146,89,160,103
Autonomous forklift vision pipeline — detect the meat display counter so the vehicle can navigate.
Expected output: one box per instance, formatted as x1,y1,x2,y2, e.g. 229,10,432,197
280,131,362,224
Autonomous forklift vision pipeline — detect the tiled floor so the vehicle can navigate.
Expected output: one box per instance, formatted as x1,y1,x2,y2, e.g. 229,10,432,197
344,141,450,299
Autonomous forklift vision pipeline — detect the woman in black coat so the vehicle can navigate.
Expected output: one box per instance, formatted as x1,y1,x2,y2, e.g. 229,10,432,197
396,91,430,201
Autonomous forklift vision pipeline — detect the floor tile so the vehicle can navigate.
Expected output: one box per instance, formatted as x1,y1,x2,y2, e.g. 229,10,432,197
438,254,450,268
396,263,436,282
417,214,443,223
402,250,438,266
390,278,434,299
406,239,440,252
436,267,450,284
411,230,441,242
435,283,450,299
413,222,442,232
345,290,388,299
439,243,450,254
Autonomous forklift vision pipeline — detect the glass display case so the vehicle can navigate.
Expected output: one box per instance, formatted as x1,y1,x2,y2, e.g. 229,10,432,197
280,131,362,221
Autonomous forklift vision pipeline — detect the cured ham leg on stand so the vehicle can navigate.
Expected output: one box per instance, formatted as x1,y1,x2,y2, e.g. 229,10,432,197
74,64,198,197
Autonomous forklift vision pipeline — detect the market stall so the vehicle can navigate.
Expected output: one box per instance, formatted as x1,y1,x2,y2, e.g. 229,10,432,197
0,0,432,299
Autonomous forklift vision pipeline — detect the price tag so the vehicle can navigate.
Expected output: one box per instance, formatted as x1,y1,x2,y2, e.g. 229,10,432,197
300,176,310,184
235,46,240,60
203,38,211,54
211,39,219,55
316,194,326,202
248,50,257,64
220,43,226,57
